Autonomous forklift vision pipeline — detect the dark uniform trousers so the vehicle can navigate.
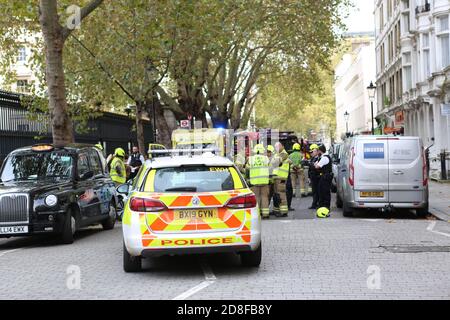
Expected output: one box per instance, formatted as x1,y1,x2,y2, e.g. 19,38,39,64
318,173,332,209
310,176,320,208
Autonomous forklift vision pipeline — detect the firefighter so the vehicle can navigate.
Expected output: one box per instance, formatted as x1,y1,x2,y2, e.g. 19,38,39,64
267,145,278,214
246,144,270,219
308,144,320,209
314,144,333,218
127,146,145,180
301,139,313,195
289,143,303,197
273,142,291,217
110,148,127,186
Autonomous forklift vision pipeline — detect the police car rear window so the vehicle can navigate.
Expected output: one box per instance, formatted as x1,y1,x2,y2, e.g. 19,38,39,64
145,166,245,192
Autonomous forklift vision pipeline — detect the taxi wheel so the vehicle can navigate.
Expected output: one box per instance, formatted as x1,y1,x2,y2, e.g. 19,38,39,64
102,202,117,230
342,201,353,217
60,208,76,245
240,244,262,267
123,242,142,272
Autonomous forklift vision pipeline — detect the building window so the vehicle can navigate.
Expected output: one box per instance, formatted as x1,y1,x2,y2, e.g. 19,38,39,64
437,15,450,68
16,80,29,93
422,33,431,78
17,47,27,62
403,52,412,91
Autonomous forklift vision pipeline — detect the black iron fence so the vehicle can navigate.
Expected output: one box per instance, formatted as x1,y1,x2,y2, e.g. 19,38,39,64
0,90,153,162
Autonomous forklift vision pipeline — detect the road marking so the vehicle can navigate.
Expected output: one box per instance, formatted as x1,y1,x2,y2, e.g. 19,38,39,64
172,258,216,300
278,220,293,224
360,219,381,222
427,221,450,238
0,248,23,257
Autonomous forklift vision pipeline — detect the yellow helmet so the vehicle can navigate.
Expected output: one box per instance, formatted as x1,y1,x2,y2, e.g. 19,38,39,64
293,143,301,151
267,145,275,153
316,207,330,218
310,144,319,151
253,144,265,154
115,147,126,157
95,143,103,151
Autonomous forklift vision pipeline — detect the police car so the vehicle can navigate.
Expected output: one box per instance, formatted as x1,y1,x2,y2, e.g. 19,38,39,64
0,144,118,244
119,151,262,272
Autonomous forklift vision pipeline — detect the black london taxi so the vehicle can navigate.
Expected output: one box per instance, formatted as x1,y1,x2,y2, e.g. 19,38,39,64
0,144,118,244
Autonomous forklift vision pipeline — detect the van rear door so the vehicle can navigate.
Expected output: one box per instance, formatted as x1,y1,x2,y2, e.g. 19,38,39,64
387,137,424,203
354,139,389,202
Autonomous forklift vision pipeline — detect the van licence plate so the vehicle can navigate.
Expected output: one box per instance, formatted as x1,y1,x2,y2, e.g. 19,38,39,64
175,209,218,220
0,226,28,235
360,191,384,198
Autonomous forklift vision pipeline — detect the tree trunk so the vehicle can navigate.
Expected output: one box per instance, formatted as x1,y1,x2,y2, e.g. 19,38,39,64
135,101,146,156
144,98,172,148
39,0,74,146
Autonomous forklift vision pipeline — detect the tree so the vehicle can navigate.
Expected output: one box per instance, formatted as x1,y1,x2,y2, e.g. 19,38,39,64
0,0,104,146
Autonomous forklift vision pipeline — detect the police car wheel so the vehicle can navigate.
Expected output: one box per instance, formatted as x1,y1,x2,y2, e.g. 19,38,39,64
102,202,117,230
123,242,142,272
60,208,76,245
240,243,262,267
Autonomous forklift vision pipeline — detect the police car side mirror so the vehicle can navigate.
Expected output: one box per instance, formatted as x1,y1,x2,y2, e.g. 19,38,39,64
117,183,130,195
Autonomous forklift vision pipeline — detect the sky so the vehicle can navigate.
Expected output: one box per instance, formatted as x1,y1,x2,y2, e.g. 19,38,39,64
344,0,375,33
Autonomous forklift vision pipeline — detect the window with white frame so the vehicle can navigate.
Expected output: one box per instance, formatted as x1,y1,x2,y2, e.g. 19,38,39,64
16,80,29,93
403,52,412,91
437,15,450,69
17,47,27,62
422,33,431,78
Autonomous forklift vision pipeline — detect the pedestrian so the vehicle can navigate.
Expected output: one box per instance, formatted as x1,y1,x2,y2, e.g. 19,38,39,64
110,148,127,187
314,144,333,218
246,144,271,219
308,144,320,209
273,142,291,217
127,145,145,180
289,143,303,197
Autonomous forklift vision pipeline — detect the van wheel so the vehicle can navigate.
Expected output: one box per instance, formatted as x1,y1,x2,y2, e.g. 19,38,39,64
416,205,429,218
123,242,142,272
343,202,353,217
336,193,343,208
60,208,76,244
241,244,262,267
102,202,116,230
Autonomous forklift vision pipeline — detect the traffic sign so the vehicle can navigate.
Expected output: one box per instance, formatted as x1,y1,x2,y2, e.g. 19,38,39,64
180,120,190,128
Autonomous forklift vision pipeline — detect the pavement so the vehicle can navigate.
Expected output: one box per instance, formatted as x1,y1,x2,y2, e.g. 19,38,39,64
1,194,449,300
429,181,450,222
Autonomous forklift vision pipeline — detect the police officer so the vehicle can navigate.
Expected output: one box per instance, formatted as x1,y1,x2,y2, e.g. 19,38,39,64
246,144,271,219
127,146,145,180
308,144,320,209
314,144,333,218
110,148,126,186
273,142,291,217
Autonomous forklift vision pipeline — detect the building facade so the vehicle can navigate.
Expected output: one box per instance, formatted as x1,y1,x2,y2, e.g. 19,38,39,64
335,35,376,141
375,0,450,179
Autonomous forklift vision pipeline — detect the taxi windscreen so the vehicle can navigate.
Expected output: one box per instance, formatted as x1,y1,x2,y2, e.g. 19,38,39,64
0,152,73,182
147,166,244,192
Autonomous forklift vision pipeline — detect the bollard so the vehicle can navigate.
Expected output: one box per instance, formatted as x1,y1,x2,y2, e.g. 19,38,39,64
441,150,448,180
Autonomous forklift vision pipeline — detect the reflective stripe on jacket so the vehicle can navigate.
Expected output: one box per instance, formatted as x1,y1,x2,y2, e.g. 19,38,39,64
274,150,290,180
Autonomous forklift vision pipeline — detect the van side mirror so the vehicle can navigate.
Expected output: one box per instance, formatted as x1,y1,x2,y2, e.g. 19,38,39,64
78,171,94,181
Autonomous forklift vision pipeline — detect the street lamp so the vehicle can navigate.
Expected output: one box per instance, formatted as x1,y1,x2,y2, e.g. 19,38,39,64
367,81,376,135
344,111,350,136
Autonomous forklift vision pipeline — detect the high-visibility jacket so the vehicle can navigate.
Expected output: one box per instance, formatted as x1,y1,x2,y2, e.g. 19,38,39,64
247,155,270,186
289,151,302,172
110,157,126,184
274,150,290,180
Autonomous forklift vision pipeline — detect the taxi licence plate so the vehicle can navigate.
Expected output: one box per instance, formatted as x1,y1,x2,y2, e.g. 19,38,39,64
175,209,218,220
0,226,28,235
360,191,384,198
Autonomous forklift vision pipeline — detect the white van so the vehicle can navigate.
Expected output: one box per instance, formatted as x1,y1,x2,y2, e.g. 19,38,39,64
336,136,429,217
